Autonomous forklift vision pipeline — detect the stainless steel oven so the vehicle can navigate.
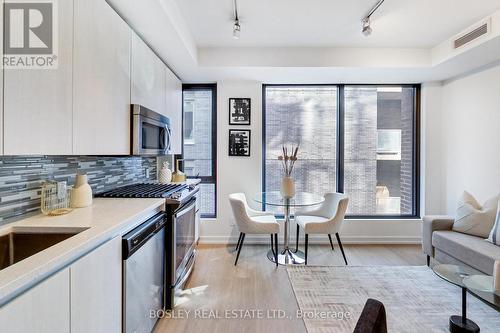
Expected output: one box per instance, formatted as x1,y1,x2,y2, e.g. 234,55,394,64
165,197,197,309
131,104,171,155
97,183,199,312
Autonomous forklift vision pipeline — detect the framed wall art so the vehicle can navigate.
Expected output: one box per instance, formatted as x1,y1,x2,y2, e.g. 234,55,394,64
229,98,251,125
228,129,251,157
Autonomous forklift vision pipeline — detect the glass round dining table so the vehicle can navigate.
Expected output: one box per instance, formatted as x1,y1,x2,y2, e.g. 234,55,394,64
252,191,324,265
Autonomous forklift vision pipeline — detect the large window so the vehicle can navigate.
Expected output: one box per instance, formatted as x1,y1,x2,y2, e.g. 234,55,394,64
263,85,419,218
264,86,337,214
183,84,217,217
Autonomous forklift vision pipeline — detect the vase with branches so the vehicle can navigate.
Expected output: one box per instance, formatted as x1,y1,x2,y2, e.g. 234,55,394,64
278,145,299,198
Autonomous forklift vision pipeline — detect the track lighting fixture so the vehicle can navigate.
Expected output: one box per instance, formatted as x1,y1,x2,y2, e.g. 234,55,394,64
233,0,240,39
362,0,384,36
362,18,372,36
233,19,241,39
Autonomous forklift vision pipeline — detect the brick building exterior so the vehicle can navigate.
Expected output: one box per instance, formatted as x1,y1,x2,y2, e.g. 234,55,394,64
265,86,414,216
183,86,414,217
183,90,215,216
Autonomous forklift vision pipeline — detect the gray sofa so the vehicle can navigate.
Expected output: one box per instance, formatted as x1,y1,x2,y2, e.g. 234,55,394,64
422,216,500,275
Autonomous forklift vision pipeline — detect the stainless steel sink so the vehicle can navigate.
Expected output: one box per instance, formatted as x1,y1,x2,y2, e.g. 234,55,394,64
0,229,87,271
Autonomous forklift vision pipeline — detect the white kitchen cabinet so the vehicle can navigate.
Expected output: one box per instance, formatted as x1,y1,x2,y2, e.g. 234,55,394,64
131,32,167,115
3,0,73,155
0,2,3,155
70,236,122,333
165,66,183,154
73,0,131,155
0,268,70,333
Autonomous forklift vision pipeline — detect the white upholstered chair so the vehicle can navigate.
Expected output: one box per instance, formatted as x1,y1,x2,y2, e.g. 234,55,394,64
294,193,349,265
229,193,280,266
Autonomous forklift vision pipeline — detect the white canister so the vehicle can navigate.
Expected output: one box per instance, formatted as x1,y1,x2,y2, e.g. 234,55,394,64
70,174,93,208
159,161,172,184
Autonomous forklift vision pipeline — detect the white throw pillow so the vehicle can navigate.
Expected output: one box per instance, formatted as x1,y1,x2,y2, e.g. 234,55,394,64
486,201,500,245
452,191,499,238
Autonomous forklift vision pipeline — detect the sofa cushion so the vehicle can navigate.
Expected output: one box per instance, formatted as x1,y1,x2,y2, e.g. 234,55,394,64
452,191,498,238
486,200,500,245
432,230,500,275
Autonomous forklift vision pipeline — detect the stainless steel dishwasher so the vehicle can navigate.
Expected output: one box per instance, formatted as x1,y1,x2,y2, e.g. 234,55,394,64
123,212,166,333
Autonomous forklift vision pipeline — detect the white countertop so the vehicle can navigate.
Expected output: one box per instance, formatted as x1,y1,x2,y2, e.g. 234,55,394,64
0,198,165,306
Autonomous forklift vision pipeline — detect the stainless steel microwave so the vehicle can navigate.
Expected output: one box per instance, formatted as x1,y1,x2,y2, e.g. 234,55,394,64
131,105,171,156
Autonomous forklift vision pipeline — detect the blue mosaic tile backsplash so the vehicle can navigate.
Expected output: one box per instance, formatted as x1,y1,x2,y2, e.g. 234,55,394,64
0,156,157,225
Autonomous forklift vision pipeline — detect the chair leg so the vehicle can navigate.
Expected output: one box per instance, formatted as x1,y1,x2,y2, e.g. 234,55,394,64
235,232,243,251
335,233,348,265
328,234,335,251
305,234,309,265
274,233,278,267
234,233,245,266
426,255,430,267
294,224,300,253
270,234,274,253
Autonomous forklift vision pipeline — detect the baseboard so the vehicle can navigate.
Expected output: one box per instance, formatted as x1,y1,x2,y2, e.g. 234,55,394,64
199,235,422,245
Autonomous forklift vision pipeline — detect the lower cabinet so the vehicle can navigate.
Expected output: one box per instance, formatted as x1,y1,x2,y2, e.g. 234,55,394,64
0,268,70,333
70,236,122,333
0,236,122,333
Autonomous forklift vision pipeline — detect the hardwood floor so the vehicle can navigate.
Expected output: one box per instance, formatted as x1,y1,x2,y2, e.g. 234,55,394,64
154,244,425,333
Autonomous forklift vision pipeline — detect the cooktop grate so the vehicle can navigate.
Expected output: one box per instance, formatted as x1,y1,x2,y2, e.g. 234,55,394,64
95,183,187,198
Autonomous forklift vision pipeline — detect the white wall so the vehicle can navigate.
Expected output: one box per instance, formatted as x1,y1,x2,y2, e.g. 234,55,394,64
200,80,422,245
421,83,445,215
440,65,500,213
199,80,264,243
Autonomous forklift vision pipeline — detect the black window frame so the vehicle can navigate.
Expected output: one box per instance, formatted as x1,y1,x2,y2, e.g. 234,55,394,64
262,83,420,219
182,83,217,218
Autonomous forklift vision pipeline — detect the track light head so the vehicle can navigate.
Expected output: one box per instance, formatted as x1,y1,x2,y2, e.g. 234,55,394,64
362,18,372,36
361,0,384,36
233,20,241,39
233,0,241,39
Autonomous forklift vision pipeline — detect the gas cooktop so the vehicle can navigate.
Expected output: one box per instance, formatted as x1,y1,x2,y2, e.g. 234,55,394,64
95,183,188,199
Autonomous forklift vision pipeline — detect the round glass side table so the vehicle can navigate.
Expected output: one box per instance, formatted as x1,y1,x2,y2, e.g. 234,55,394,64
433,264,483,333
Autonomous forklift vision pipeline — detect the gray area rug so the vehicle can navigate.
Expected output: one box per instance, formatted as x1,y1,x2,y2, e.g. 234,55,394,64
287,266,500,333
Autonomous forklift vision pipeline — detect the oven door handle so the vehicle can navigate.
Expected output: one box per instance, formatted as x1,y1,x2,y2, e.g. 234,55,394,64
175,198,196,218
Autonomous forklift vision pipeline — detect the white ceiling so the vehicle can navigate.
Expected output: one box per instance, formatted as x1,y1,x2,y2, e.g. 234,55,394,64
175,0,500,48
107,0,500,83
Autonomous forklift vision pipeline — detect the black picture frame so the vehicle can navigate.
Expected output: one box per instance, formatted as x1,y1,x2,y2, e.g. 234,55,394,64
228,129,251,157
229,98,251,125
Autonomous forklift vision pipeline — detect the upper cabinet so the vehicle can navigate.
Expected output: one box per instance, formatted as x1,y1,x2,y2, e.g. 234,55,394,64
165,67,182,154
3,0,73,155
131,33,166,115
72,0,131,155
131,32,182,153
0,0,182,156
0,3,3,155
